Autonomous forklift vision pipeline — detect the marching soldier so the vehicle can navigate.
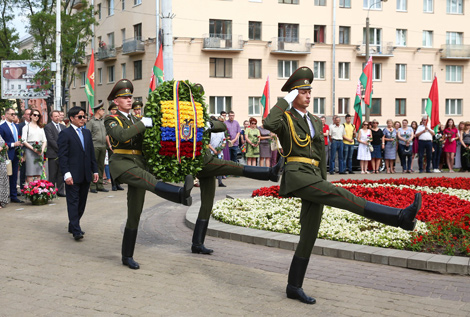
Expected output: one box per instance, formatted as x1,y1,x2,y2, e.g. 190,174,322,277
263,67,422,305
105,79,194,270
132,100,143,118
106,101,124,191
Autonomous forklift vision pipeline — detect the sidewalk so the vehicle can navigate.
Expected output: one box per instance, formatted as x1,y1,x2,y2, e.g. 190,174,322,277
1,172,470,316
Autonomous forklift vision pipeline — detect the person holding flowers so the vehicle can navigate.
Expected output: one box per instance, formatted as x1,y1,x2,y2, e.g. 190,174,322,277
22,109,47,183
357,121,372,174
383,119,397,173
443,118,458,173
245,117,260,166
397,119,414,173
263,66,422,305
0,135,8,208
459,121,470,172
370,119,384,174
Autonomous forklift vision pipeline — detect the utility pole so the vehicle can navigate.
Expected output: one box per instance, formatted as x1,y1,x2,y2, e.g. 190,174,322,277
161,0,174,80
54,0,61,110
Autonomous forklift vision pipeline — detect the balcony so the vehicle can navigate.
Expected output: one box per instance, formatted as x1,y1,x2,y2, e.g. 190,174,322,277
440,44,470,60
71,0,85,9
97,47,117,61
269,37,311,55
356,42,394,57
122,37,145,55
202,34,243,52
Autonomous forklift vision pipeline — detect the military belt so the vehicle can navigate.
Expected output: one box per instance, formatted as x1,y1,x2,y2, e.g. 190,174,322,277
114,149,142,155
287,156,320,167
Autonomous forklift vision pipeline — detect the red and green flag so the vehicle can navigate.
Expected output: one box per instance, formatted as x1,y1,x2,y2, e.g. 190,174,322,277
261,76,270,118
149,43,164,92
85,49,95,115
360,56,373,107
425,76,440,132
353,79,363,132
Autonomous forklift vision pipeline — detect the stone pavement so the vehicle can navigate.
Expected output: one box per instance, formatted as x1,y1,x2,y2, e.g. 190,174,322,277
1,172,470,316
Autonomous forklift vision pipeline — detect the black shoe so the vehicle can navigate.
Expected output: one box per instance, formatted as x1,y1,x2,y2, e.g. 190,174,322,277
90,189,97,193
57,193,66,197
286,284,316,304
122,256,140,269
218,183,226,187
116,185,124,190
11,198,24,203
398,193,422,231
97,188,109,192
112,186,117,191
329,172,334,175
191,244,214,254
73,233,84,241
339,172,348,175
69,230,85,235
349,171,355,174
191,219,213,254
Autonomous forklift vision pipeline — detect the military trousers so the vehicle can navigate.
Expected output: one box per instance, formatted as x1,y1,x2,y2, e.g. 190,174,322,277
116,166,158,229
291,180,366,258
90,147,106,190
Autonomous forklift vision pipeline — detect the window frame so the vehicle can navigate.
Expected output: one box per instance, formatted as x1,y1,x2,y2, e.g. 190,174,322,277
337,98,349,115
108,65,115,83
445,99,462,115
422,30,433,48
248,59,262,79
423,0,433,13
363,0,383,10
210,58,233,78
314,0,326,6
395,98,407,116
248,21,262,41
98,68,102,85
446,65,463,83
313,97,325,115
121,63,126,79
278,60,298,78
107,0,114,16
395,64,407,82
396,0,407,11
339,26,350,44
396,29,407,47
314,61,326,80
278,0,299,4
338,62,350,80
80,71,86,87
422,65,433,82
209,96,232,115
446,0,463,14
339,0,351,8
370,98,382,116
278,23,299,43
209,19,233,39
248,96,262,116
446,32,463,45
314,25,326,44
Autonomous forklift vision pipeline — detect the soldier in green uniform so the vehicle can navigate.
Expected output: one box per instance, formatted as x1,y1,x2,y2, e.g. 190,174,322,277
132,100,143,118
108,101,118,114
263,67,422,305
106,101,124,191
87,102,109,193
105,79,194,270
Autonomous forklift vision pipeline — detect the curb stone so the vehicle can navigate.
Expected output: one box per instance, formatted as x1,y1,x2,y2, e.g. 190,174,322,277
185,194,470,275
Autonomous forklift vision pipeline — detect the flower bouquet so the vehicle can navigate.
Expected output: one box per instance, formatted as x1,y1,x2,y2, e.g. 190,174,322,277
367,135,374,152
21,179,58,205
0,144,7,163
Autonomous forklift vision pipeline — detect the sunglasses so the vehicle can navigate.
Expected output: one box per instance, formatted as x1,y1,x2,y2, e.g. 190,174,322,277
76,115,87,120
7,112,17,116
31,114,40,117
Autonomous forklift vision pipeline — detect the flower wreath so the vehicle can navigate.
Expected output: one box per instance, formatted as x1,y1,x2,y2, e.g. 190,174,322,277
143,80,210,183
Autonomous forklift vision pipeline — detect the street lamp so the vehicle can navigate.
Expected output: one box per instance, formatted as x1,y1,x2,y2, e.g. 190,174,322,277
365,0,387,122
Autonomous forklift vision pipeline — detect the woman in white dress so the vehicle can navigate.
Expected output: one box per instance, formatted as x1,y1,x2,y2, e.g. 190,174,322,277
22,109,47,183
357,121,372,174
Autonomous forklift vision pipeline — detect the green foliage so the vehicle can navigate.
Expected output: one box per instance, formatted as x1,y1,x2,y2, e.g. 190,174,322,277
143,81,210,183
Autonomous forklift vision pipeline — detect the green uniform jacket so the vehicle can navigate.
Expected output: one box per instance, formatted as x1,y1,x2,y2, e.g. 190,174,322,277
263,99,327,196
104,112,146,179
87,116,107,148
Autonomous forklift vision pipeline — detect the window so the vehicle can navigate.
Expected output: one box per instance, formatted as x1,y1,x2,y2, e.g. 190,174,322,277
72,102,76,107
364,0,383,9
107,0,114,15
210,58,233,78
80,71,86,86
121,63,126,79
373,63,381,81
446,65,463,82
107,32,115,48
422,30,433,47
397,0,407,11
395,99,406,116
395,64,406,81
313,98,325,115
248,97,261,115
209,19,232,39
249,21,262,40
447,0,463,14
80,101,86,109
314,25,326,44
314,61,325,79
315,0,326,6
108,65,115,83
122,0,125,10
97,3,102,19
278,60,298,78
339,26,350,44
279,0,299,4
338,62,350,80
209,96,232,114
446,99,462,115
121,28,126,44
249,59,262,78
98,68,102,84
421,99,428,115
337,98,349,115
363,28,382,51
423,0,433,12
134,0,142,5
370,98,381,116
134,23,142,40
339,0,351,8
446,32,463,45
73,76,76,88
396,29,407,46
278,23,299,43
422,65,433,81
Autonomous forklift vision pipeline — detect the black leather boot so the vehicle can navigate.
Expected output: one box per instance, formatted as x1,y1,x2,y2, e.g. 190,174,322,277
191,219,213,254
154,175,193,206
286,255,316,304
122,228,140,270
364,193,422,231
243,156,284,182
116,184,124,190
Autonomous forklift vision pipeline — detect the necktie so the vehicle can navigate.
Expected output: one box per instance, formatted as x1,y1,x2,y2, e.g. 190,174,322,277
11,123,17,142
77,128,85,150
303,115,313,138
56,124,61,133
128,115,133,123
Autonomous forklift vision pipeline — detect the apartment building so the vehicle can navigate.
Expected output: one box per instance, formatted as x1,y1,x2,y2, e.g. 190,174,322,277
69,0,470,123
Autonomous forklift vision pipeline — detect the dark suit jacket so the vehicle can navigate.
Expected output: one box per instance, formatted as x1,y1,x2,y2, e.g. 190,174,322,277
58,125,98,184
0,121,20,161
44,122,66,159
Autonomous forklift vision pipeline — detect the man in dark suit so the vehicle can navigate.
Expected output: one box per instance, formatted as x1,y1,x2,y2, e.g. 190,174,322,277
0,108,24,203
17,108,31,191
44,110,66,197
58,107,99,241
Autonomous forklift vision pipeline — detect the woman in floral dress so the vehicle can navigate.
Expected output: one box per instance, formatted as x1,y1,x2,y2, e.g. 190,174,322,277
22,109,47,183
245,117,260,166
383,119,397,173
443,118,458,173
0,135,9,208
357,121,371,174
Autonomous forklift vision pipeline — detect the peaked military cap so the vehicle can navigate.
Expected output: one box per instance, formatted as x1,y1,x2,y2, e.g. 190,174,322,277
281,66,313,92
132,100,143,110
108,101,118,111
94,101,104,110
107,79,134,101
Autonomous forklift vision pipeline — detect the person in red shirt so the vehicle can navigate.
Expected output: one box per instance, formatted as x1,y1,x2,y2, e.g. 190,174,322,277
321,116,329,166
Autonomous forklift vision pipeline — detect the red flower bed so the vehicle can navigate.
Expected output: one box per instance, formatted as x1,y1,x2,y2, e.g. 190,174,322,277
333,176,470,190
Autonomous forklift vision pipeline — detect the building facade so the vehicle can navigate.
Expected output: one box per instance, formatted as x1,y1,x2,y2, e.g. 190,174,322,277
69,0,470,124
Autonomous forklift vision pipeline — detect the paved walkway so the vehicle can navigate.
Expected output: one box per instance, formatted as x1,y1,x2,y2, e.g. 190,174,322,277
1,172,470,316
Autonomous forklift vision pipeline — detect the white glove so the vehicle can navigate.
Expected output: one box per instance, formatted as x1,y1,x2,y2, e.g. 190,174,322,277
141,117,153,127
283,89,299,103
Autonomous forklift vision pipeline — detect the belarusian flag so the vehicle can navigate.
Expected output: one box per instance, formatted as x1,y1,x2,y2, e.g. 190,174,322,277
353,79,363,132
149,43,164,92
425,76,440,132
85,49,95,115
261,76,270,118
360,56,373,107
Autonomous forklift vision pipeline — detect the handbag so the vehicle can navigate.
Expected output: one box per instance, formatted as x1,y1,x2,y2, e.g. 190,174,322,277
240,143,247,153
5,159,12,176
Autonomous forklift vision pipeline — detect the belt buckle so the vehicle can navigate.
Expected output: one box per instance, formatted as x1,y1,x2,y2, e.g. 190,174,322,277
311,159,315,165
